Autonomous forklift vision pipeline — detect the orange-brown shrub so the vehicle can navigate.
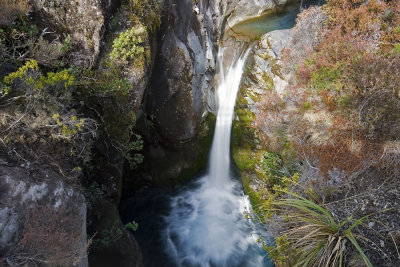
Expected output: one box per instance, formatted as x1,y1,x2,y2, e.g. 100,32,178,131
18,205,87,266
285,0,399,179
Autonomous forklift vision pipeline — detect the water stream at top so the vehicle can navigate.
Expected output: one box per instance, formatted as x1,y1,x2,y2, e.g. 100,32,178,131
162,47,271,267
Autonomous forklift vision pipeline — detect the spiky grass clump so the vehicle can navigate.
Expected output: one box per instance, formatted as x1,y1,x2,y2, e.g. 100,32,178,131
273,193,372,267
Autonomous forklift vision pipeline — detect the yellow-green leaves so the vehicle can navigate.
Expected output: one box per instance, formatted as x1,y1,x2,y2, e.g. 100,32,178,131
4,59,39,85
110,27,145,62
3,59,74,92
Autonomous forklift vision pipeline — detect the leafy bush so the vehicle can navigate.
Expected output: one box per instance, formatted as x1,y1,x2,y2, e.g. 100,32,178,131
4,59,75,95
110,27,145,63
125,135,144,169
1,60,97,179
127,0,161,32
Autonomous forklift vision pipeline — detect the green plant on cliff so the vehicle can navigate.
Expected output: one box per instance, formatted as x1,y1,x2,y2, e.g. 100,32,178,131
2,59,96,179
110,27,145,62
127,0,161,32
4,59,74,92
268,192,373,267
93,219,138,248
125,134,144,169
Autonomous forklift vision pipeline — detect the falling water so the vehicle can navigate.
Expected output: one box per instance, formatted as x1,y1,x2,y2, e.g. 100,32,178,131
163,47,272,267
120,3,323,266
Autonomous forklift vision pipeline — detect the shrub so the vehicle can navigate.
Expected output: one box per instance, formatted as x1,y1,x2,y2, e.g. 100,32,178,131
270,192,373,267
0,0,31,26
3,205,88,266
110,27,145,63
32,35,71,67
127,0,161,32
272,0,400,180
0,19,38,62
1,60,97,179
4,59,75,94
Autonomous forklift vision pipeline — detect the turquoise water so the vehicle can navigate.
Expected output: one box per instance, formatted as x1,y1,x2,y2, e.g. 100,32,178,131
226,0,324,42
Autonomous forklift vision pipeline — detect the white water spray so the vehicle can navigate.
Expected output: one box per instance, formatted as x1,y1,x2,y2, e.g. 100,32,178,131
163,47,270,267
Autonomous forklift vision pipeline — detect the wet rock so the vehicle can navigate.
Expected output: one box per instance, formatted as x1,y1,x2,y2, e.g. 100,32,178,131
148,0,217,143
226,0,299,29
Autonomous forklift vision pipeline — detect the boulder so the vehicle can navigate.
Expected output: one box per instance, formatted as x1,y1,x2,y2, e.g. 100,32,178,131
32,0,120,67
0,165,88,267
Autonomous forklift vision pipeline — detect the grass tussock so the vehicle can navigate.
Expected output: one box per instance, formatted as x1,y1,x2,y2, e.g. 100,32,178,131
271,192,373,267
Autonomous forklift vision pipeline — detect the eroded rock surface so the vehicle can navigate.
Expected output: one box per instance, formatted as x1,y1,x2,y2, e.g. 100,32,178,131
32,0,120,67
0,166,88,267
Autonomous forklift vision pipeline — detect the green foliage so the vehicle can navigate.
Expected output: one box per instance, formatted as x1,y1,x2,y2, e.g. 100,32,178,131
270,192,373,267
125,221,139,232
125,134,144,169
262,235,293,264
337,94,352,107
0,81,10,96
94,219,138,247
128,0,161,32
80,68,134,96
18,20,38,36
60,34,71,53
110,27,145,62
4,59,75,92
41,69,75,91
309,64,342,92
393,43,400,54
261,152,283,185
84,182,107,209
52,113,85,136
4,59,39,85
102,77,133,95
302,101,312,110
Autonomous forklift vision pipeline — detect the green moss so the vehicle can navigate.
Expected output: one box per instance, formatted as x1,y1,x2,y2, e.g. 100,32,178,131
242,173,263,216
309,64,343,92
233,148,255,171
232,59,300,222
127,0,161,32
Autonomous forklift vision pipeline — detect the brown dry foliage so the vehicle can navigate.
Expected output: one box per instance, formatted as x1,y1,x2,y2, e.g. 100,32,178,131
0,0,31,25
255,90,287,152
282,6,327,73
19,205,87,266
272,0,400,180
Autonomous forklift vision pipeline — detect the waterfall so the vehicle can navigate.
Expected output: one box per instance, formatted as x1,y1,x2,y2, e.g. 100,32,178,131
208,48,249,187
163,47,271,267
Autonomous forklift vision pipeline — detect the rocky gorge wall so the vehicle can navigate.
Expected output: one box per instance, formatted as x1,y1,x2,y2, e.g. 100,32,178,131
136,0,301,186
0,0,310,266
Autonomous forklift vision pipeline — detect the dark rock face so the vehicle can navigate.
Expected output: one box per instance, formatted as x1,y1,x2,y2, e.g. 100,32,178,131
140,0,299,184
146,0,299,144
148,0,217,143
89,200,143,267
